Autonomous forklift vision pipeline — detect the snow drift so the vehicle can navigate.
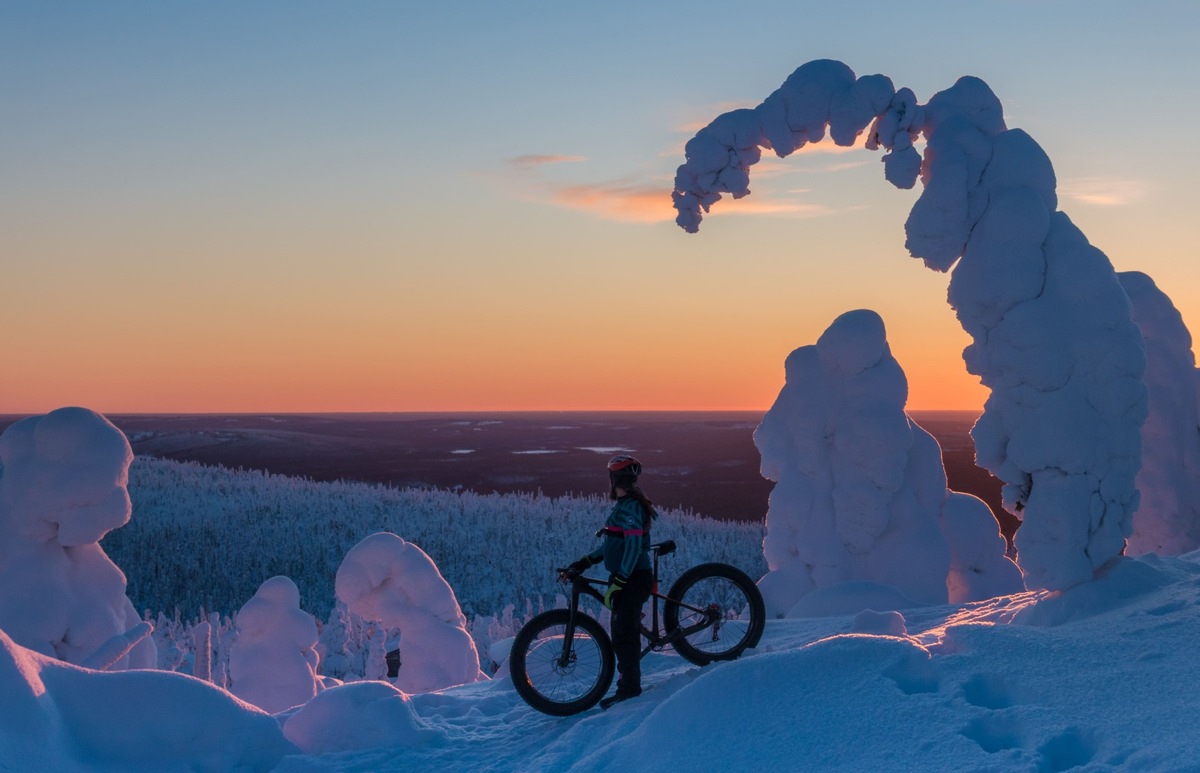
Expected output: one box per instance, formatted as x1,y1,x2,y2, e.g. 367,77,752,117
0,627,294,771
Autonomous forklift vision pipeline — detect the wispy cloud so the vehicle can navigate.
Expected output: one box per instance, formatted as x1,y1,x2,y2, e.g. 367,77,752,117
1058,177,1150,207
821,160,871,173
551,181,838,223
674,102,754,134
498,150,844,224
553,182,675,223
508,154,586,169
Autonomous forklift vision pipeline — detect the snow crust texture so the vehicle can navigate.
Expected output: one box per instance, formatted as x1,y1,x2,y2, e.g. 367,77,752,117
674,59,1148,591
754,310,1021,616
0,407,155,668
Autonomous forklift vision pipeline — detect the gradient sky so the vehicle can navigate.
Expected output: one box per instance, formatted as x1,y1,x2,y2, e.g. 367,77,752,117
2,1,1197,413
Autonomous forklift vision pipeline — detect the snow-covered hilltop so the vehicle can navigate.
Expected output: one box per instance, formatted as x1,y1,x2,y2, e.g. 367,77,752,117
6,547,1200,770
4,57,1200,771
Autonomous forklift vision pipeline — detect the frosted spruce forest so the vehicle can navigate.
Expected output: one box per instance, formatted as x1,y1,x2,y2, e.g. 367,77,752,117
5,59,1200,771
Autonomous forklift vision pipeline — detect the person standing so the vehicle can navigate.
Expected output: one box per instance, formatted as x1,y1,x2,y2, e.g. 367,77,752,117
566,454,657,708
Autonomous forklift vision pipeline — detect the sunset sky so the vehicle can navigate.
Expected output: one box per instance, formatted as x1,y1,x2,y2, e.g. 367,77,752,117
3,1,1197,414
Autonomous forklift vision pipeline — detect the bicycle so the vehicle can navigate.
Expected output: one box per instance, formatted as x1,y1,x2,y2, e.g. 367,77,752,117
509,539,765,715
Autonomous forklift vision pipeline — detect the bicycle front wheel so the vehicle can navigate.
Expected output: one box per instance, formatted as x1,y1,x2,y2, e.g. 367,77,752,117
509,609,615,716
663,563,765,666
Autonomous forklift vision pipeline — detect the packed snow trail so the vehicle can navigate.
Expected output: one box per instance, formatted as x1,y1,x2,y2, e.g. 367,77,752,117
272,553,1200,772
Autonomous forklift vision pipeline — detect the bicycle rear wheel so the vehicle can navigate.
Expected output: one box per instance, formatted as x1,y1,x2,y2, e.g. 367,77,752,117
663,562,765,666
510,609,615,716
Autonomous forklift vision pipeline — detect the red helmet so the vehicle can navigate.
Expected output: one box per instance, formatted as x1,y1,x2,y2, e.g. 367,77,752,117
607,454,642,480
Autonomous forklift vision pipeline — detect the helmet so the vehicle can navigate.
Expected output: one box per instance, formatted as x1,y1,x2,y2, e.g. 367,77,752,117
607,454,642,484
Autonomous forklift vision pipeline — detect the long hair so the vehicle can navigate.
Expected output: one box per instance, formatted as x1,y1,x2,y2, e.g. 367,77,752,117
614,481,658,522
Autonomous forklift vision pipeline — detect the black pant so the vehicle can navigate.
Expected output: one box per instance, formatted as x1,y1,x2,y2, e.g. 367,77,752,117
610,568,653,694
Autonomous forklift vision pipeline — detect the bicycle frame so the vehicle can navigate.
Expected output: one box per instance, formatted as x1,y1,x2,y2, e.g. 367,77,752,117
557,541,719,663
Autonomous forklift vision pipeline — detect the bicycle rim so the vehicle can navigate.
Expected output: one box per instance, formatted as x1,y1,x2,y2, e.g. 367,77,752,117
514,616,612,713
672,575,758,659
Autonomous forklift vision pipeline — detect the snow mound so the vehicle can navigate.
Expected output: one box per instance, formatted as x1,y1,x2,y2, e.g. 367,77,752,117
0,627,294,772
941,491,1024,604
283,680,442,754
576,635,943,771
1012,553,1200,627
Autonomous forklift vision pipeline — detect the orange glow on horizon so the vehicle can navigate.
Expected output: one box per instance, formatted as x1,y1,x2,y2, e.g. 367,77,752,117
0,336,990,415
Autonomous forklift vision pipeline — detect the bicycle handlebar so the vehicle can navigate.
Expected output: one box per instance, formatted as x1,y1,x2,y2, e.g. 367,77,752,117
557,540,675,581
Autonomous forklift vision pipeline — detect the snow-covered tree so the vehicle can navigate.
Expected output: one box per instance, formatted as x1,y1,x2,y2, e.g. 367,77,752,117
335,532,486,693
1119,271,1200,554
0,407,156,668
110,457,766,624
674,59,1147,591
229,576,321,713
755,310,1020,616
940,491,1023,604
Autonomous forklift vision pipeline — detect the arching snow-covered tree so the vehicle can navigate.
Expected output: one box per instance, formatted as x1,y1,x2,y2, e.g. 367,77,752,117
335,532,485,693
675,59,1147,591
1119,271,1200,555
0,407,156,668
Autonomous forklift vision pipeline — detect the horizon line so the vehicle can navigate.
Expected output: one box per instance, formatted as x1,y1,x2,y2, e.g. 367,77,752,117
0,407,984,418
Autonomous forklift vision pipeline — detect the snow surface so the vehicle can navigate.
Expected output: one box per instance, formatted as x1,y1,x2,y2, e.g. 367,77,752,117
673,59,1149,592
754,310,1020,615
5,551,1200,770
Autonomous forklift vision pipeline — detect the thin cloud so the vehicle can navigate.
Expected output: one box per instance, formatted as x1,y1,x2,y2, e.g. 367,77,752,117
674,101,754,134
509,154,587,169
553,182,675,223
821,160,871,173
498,150,844,224
1059,177,1150,207
552,181,838,223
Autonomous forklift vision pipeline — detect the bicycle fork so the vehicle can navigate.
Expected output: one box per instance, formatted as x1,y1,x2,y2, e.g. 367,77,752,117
557,587,585,668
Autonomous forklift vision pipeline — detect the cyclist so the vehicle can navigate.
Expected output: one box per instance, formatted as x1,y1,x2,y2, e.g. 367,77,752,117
566,454,657,708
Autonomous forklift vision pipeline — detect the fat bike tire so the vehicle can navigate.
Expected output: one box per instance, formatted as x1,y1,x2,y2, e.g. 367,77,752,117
663,562,765,666
510,609,615,716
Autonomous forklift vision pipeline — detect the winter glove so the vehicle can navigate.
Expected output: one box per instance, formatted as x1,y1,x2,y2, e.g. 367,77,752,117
564,555,598,578
603,574,628,609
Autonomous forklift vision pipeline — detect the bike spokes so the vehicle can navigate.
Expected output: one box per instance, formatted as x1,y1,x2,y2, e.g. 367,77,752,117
520,624,606,706
663,565,764,664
